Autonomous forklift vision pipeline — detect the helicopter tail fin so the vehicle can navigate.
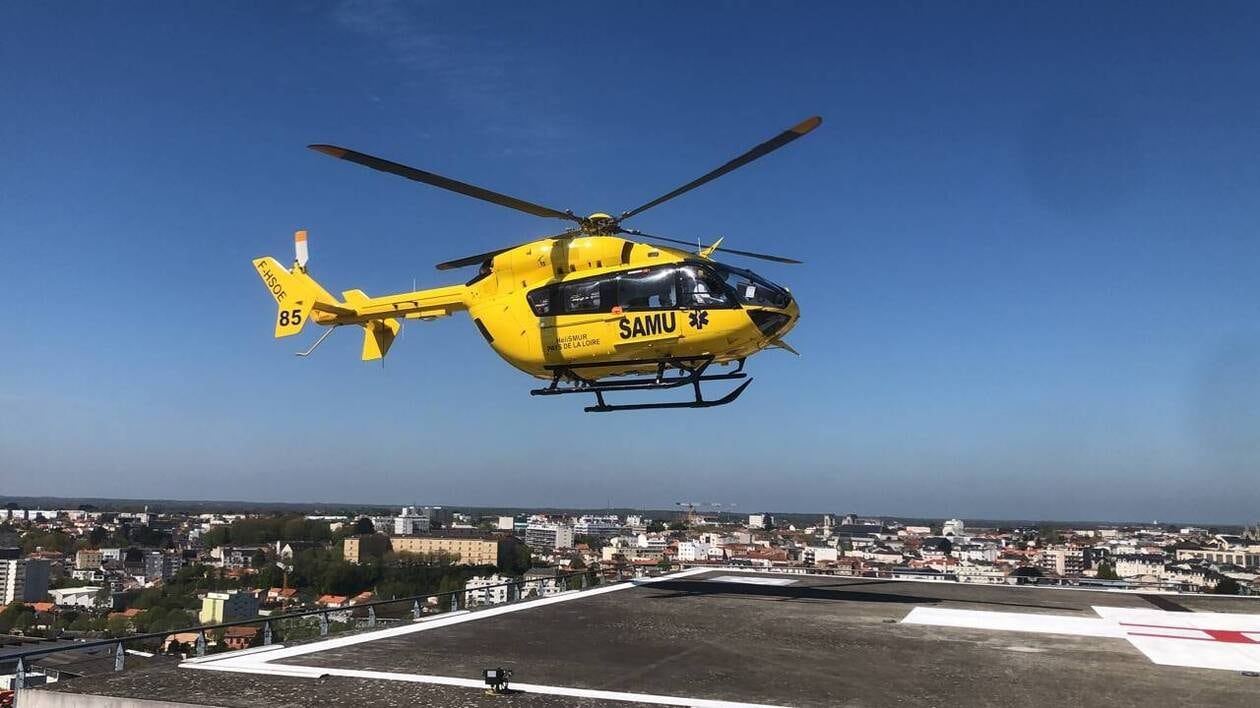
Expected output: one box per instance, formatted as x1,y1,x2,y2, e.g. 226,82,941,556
340,289,402,361
360,318,401,361
252,231,351,338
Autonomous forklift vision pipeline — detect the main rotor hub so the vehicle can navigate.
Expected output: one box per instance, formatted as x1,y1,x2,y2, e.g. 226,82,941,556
581,212,620,235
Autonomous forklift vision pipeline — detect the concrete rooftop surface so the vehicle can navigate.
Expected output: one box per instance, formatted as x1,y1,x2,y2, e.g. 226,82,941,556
20,568,1260,707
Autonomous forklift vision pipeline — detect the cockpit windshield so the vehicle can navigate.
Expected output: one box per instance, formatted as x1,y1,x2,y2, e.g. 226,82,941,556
711,264,791,308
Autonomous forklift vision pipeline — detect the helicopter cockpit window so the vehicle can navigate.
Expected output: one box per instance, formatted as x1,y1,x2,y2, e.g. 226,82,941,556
558,279,605,314
712,265,791,308
616,267,678,311
527,287,553,316
679,265,736,308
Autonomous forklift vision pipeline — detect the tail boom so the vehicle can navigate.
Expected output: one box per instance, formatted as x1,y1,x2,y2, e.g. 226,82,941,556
253,246,467,361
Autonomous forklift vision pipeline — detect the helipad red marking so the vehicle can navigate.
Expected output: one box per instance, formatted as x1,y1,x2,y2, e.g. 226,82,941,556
1120,623,1260,644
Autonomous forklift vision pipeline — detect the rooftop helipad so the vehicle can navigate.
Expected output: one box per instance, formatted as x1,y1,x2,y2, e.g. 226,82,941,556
23,568,1260,707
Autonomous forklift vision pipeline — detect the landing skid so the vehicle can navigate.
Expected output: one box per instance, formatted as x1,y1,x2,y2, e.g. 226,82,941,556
530,356,751,412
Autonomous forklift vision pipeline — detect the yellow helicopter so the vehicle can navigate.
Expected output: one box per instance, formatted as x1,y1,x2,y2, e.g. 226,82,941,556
253,116,820,412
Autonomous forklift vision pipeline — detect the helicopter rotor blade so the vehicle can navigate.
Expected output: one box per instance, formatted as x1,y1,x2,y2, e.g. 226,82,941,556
617,116,822,222
435,229,584,271
309,145,581,223
435,246,516,271
620,228,803,265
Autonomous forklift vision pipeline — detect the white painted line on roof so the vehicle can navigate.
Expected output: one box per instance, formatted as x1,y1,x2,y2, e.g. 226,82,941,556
185,661,790,708
180,643,288,664
901,607,1127,638
415,609,469,622
192,567,712,666
706,575,797,586
180,661,342,680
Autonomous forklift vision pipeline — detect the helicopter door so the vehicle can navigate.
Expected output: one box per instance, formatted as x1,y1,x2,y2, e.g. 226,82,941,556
611,266,683,356
533,276,618,364
677,264,744,348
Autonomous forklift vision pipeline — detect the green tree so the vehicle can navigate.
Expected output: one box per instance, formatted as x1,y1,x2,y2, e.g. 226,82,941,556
501,543,532,576
254,563,282,590
87,526,109,547
354,517,375,535
20,529,76,554
106,615,132,637
0,604,34,633
1095,562,1119,580
646,520,666,533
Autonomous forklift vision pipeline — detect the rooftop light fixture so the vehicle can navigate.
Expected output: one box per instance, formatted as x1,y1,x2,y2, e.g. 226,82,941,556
483,666,513,694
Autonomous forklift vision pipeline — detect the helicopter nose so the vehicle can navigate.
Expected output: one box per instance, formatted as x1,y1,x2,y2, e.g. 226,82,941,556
782,299,800,334
748,304,797,339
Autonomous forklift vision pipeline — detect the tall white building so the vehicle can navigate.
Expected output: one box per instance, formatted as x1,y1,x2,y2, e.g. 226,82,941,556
0,559,51,604
465,574,511,606
942,519,966,538
394,506,432,535
573,515,625,538
676,541,712,562
637,533,669,550
804,546,840,564
525,523,574,550
496,516,516,531
48,586,102,608
748,513,773,530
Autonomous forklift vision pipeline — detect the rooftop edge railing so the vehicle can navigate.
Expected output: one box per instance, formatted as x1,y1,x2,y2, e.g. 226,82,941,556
5,567,602,692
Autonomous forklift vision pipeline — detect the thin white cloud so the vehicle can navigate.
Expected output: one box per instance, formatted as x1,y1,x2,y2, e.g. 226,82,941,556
331,0,578,155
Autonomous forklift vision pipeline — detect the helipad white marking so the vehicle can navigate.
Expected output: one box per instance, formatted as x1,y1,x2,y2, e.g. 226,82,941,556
903,605,1260,672
1122,626,1212,640
901,607,1126,638
1125,635,1260,672
707,575,797,586
185,661,790,707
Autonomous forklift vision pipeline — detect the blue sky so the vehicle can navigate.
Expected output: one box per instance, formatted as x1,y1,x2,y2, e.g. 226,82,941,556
1,2,1257,522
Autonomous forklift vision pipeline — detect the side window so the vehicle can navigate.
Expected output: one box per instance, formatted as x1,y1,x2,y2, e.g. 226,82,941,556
527,286,553,316
616,267,678,311
557,278,606,314
679,265,735,307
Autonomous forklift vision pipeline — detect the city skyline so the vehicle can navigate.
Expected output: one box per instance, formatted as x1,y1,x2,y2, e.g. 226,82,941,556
1,493,1254,528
